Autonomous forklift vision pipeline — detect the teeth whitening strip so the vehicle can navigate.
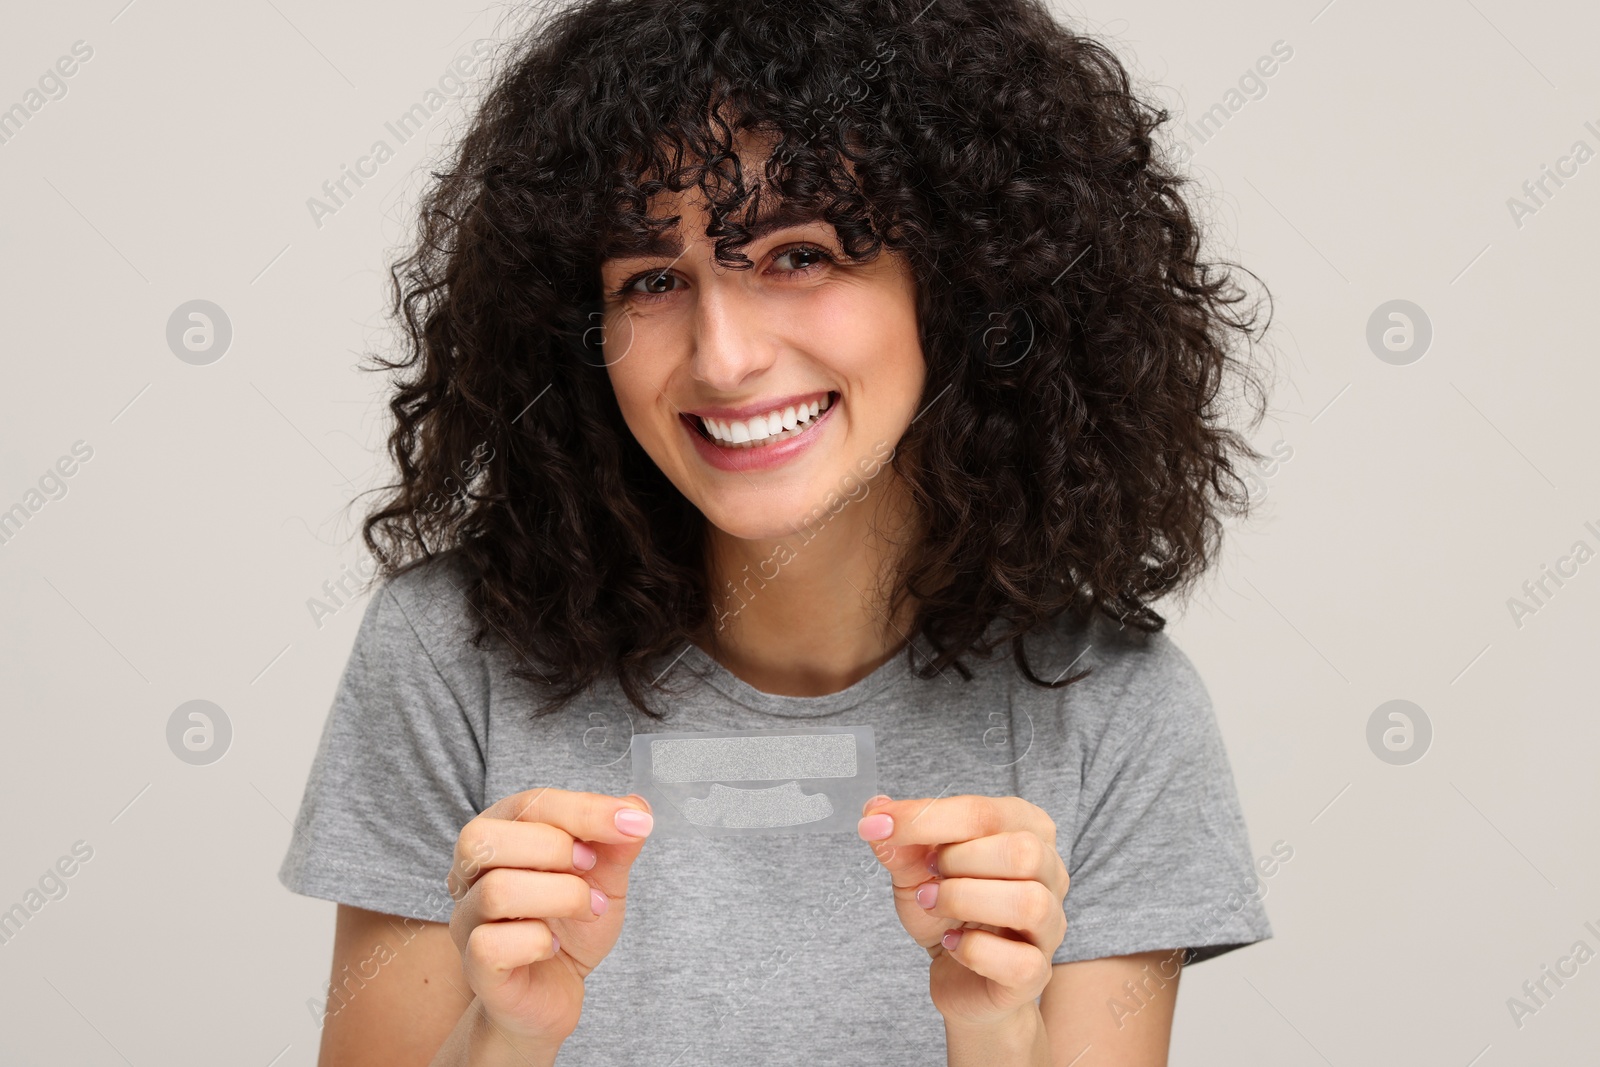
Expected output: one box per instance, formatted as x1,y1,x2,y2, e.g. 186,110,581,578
629,726,878,837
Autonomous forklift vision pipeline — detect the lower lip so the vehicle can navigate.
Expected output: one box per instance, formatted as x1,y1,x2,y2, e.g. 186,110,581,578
683,395,839,473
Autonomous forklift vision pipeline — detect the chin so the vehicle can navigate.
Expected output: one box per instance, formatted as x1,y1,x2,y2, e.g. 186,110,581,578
696,493,826,542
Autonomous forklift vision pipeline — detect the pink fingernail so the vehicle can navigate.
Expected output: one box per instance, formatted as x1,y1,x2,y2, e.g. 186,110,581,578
551,934,561,954
591,888,608,916
925,851,939,875
615,808,654,837
862,794,891,814
573,841,598,870
858,813,893,841
916,882,939,909
941,928,963,950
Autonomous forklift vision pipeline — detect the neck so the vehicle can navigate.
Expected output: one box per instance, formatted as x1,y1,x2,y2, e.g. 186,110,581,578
694,470,922,697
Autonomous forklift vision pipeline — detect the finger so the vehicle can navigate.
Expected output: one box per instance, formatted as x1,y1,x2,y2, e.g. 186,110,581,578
450,867,603,954
461,917,561,990
482,787,655,847
929,831,1068,898
450,819,597,899
857,795,934,889
918,876,1065,949
481,788,655,892
860,795,1056,850
939,927,1053,996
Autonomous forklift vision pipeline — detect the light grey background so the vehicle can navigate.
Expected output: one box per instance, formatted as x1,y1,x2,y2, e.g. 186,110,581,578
2,0,1596,1063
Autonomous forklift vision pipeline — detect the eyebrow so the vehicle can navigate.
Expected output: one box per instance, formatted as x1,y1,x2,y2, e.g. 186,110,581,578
602,200,830,262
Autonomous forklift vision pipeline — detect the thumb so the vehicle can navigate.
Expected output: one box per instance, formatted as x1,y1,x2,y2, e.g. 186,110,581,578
858,795,934,889
586,794,654,895
859,795,954,951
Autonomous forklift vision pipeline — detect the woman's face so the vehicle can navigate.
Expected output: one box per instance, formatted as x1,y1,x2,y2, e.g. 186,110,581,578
598,183,925,543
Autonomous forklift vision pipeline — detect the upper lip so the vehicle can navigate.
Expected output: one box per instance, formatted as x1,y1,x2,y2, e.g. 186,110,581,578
682,390,835,422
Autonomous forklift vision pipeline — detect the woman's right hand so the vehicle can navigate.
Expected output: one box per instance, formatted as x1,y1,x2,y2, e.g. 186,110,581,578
446,787,655,1047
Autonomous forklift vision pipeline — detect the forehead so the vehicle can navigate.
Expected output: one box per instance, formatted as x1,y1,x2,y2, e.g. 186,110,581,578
599,193,833,262
597,123,857,263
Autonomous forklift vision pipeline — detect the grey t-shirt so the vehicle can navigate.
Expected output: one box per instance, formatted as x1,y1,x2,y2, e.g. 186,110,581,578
279,554,1271,1063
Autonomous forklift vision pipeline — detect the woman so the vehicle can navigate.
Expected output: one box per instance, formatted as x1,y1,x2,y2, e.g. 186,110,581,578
279,0,1275,1063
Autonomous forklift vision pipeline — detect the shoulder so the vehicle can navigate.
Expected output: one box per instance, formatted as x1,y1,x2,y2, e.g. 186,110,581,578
1036,608,1208,703
360,552,478,657
1084,616,1206,708
1032,609,1215,753
345,553,494,712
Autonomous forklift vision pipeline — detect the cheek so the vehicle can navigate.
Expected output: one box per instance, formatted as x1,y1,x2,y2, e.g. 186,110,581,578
846,302,924,415
602,323,684,451
812,289,921,388
598,306,642,368
600,315,653,404
849,270,923,382
607,375,662,446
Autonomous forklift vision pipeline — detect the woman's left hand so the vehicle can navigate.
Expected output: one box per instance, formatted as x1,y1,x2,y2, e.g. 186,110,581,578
857,794,1070,1027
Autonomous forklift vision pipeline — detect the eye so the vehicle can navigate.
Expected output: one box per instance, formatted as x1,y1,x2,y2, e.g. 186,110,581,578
770,244,834,275
612,268,683,301
607,242,835,302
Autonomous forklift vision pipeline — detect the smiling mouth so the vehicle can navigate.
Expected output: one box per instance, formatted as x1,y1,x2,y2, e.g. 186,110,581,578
684,391,838,449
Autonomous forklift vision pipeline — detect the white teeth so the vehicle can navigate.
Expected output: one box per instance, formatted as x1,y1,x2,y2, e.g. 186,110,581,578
697,393,834,448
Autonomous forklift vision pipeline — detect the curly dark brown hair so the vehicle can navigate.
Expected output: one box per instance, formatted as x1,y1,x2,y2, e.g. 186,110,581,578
359,0,1272,721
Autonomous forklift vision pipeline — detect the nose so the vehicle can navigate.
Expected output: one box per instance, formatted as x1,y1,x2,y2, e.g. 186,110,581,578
688,274,780,392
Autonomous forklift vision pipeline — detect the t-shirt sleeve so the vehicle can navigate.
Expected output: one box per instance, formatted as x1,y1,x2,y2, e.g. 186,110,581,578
277,564,489,924
1054,632,1274,966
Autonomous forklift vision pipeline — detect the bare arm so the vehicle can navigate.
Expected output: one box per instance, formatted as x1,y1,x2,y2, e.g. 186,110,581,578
314,905,464,1065
312,789,654,1065
315,905,562,1067
1038,949,1184,1066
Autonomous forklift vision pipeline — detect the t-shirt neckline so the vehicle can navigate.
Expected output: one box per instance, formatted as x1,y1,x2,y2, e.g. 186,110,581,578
676,640,915,718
